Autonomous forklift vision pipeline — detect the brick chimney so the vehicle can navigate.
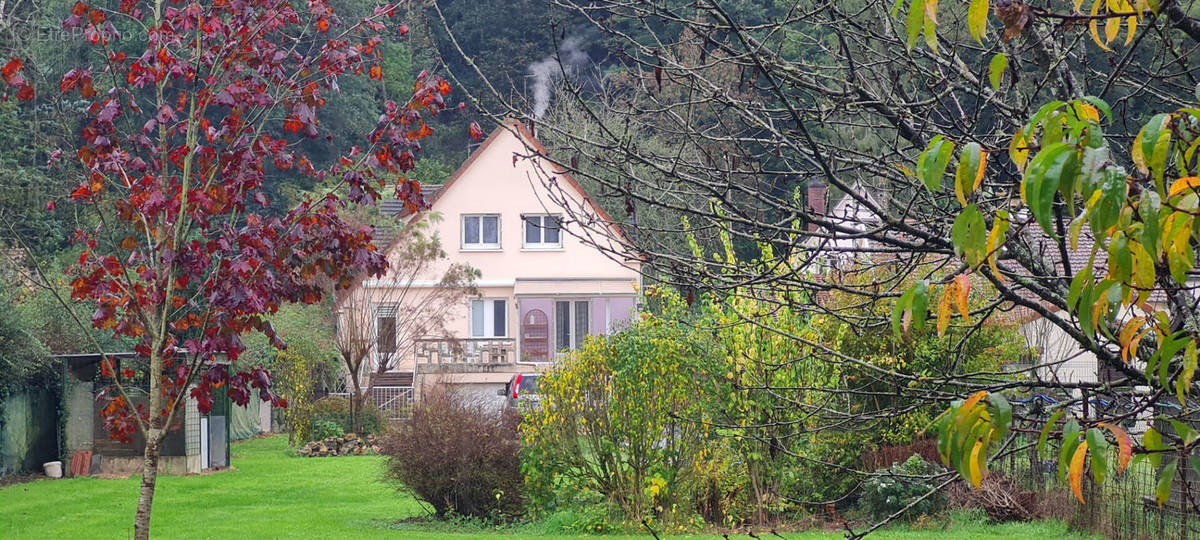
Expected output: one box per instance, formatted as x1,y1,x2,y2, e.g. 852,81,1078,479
807,179,827,232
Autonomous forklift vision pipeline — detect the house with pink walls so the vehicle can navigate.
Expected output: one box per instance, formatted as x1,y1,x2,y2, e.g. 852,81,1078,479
344,120,642,410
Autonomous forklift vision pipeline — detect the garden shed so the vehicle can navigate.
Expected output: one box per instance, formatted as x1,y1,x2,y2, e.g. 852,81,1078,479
60,353,231,476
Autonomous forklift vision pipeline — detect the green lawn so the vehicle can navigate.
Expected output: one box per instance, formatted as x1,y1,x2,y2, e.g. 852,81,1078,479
0,435,1094,539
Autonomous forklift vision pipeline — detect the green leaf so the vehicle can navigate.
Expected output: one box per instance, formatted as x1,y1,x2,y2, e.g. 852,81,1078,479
1058,419,1081,483
1086,428,1108,485
1157,459,1177,508
1140,114,1172,195
1144,427,1164,469
1140,191,1162,256
955,142,984,206
1024,143,1073,235
1067,264,1094,313
952,205,987,265
990,393,1011,440
918,135,955,192
911,280,931,332
967,0,988,44
1038,409,1065,459
905,0,926,51
1107,232,1132,284
1091,166,1128,238
1168,418,1199,447
988,53,1007,90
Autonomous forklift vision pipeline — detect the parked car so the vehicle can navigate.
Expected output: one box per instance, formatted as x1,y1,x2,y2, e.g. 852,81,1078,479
499,373,541,410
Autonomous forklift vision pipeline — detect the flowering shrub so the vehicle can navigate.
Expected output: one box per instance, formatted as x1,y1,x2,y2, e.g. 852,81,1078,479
521,286,718,527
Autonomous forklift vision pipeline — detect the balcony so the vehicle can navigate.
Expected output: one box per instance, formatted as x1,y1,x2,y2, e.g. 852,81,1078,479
414,337,517,372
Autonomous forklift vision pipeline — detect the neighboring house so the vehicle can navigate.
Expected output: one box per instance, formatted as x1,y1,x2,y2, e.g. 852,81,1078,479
344,120,642,409
806,182,1115,387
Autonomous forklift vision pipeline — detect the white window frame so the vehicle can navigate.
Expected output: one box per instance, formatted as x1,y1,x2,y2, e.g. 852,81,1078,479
554,299,590,352
470,298,509,338
461,213,501,251
521,214,563,250
374,305,399,370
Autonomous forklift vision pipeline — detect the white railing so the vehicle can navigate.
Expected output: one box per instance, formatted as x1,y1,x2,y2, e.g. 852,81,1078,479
414,337,516,365
370,386,414,420
327,387,414,420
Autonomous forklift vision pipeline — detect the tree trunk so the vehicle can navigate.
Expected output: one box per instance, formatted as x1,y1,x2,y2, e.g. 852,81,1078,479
133,432,162,540
349,375,362,434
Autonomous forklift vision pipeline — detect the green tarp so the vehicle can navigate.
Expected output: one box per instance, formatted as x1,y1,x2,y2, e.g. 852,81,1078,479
228,398,262,441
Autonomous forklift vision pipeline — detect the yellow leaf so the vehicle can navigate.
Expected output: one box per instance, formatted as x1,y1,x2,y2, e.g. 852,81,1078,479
969,439,984,488
1010,129,1029,173
1132,128,1147,174
967,0,988,45
1125,15,1137,45
1069,441,1089,504
1099,422,1133,474
986,212,1009,281
1090,0,1114,51
1105,15,1121,44
923,0,939,23
923,0,940,52
973,151,988,191
1128,327,1152,365
1179,340,1197,403
1074,0,1085,12
954,274,971,320
1120,316,1146,363
1168,176,1200,197
1078,103,1100,123
963,390,987,412
937,282,952,338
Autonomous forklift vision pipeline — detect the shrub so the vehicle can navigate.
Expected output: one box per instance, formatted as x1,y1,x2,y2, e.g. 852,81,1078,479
308,395,384,438
858,454,947,522
521,287,718,527
311,419,345,440
380,390,523,520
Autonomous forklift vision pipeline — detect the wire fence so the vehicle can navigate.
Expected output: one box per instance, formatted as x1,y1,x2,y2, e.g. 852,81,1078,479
989,430,1200,539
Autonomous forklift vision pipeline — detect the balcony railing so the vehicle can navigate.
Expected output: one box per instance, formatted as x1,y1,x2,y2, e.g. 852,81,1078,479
414,337,516,366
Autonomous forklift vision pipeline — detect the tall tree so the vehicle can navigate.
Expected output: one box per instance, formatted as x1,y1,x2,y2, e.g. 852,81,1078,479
0,0,454,537
334,213,477,431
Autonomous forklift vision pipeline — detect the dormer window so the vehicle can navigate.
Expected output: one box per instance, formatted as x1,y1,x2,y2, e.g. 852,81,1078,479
522,214,561,249
462,214,500,250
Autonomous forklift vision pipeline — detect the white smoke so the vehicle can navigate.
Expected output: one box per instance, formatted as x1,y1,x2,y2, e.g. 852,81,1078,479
528,36,590,118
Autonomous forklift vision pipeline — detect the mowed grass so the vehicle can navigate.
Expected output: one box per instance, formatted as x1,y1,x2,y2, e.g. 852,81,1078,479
0,435,1095,539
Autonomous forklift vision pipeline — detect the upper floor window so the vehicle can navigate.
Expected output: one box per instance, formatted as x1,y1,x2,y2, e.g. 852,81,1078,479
522,214,561,249
462,214,500,250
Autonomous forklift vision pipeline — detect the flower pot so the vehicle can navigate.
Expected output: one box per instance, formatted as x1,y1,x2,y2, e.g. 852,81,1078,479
43,461,62,478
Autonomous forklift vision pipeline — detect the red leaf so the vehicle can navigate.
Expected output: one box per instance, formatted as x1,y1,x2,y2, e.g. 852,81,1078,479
1,58,22,82
468,121,484,141
399,24,409,36
316,18,329,32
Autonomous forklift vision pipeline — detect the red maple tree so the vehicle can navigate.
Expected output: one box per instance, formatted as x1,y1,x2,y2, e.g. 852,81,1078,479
3,1,453,537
